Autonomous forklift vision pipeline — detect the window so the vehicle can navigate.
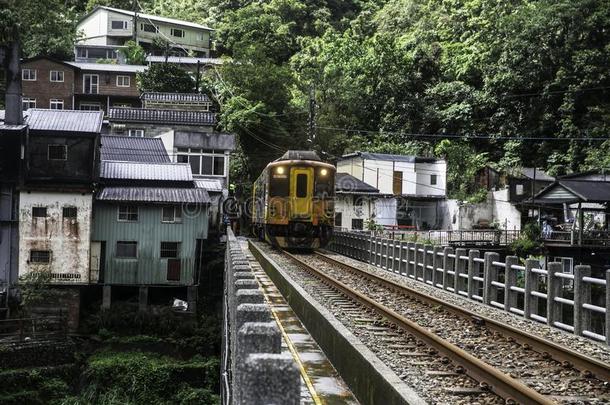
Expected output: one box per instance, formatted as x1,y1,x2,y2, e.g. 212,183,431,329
62,207,77,218
141,23,158,33
116,241,137,258
32,207,47,217
50,70,64,82
30,250,51,263
430,174,437,185
118,206,138,222
48,145,67,160
50,99,64,110
171,28,185,37
176,149,225,176
80,102,101,111
83,74,99,94
393,171,403,195
111,20,128,30
516,184,524,196
22,97,36,110
352,219,364,230
113,103,131,108
334,212,342,227
22,69,36,81
128,129,144,137
196,32,204,41
160,242,180,258
296,174,308,198
162,206,182,223
116,75,130,87
76,48,88,58
269,174,289,197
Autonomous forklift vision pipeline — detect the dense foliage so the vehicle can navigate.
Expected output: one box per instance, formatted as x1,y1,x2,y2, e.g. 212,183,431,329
2,0,609,198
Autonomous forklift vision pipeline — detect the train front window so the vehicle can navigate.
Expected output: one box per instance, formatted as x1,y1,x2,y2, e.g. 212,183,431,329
296,174,308,198
315,178,333,197
269,176,289,197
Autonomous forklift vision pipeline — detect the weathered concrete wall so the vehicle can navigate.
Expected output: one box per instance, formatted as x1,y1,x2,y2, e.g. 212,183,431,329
334,194,376,230
439,191,521,231
19,191,92,283
491,189,522,231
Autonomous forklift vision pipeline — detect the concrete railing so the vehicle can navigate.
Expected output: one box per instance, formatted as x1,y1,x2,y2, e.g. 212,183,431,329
330,231,610,345
222,230,300,405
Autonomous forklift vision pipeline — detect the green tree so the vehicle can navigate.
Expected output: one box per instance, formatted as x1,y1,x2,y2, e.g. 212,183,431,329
119,40,146,65
137,63,195,92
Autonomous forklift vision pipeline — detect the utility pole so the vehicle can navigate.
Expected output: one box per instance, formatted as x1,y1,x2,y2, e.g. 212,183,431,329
132,0,138,42
307,84,316,145
195,60,201,92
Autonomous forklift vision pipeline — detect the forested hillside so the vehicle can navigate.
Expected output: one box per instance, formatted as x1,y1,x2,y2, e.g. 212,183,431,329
4,0,610,199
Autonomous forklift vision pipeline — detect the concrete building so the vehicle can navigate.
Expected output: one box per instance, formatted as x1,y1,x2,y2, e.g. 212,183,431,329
337,152,447,229
92,160,210,308
18,109,104,284
334,172,385,230
75,6,213,61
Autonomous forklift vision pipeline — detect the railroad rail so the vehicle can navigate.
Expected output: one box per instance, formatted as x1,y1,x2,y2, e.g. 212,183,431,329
281,249,610,404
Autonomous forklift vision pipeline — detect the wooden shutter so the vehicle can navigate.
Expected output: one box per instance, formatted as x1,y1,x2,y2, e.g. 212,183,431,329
393,171,403,195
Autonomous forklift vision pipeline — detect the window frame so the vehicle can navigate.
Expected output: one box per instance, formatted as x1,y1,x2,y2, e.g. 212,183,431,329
171,28,185,38
49,99,64,110
116,75,130,87
516,183,525,196
117,205,139,222
22,69,36,81
160,242,180,258
128,129,144,137
161,206,182,223
141,23,158,33
48,144,67,160
79,102,101,111
50,70,64,82
176,149,226,176
111,20,129,30
22,97,36,110
30,250,51,263
62,207,77,219
83,74,99,94
32,207,47,218
116,241,138,258
430,174,438,185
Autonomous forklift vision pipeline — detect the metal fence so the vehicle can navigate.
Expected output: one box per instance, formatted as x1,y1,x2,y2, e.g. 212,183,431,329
330,231,610,345
0,316,67,343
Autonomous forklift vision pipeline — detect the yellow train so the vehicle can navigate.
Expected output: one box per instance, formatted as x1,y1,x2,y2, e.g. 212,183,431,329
252,150,335,249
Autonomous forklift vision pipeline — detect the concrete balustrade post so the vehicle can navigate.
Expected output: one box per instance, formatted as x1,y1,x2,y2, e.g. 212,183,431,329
504,256,519,312
454,248,467,295
240,354,300,405
368,234,374,265
415,243,424,281
432,246,442,287
406,242,414,278
524,259,540,320
442,247,453,291
546,262,563,328
606,270,610,345
574,265,592,336
384,238,391,271
467,250,480,299
483,252,500,305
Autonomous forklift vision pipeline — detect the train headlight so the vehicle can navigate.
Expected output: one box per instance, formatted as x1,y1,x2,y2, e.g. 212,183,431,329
277,167,285,174
320,168,328,176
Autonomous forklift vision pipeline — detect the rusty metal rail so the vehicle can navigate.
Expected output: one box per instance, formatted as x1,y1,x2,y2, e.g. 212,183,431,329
315,251,610,382
283,250,558,404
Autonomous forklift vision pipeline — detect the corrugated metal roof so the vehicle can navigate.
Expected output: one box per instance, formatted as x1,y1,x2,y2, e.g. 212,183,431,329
194,179,224,192
101,161,192,181
518,168,555,182
141,92,211,103
94,6,213,30
97,186,210,203
336,173,379,193
26,109,103,133
534,180,610,203
109,108,217,126
100,135,170,163
145,55,223,65
65,61,147,73
341,151,439,163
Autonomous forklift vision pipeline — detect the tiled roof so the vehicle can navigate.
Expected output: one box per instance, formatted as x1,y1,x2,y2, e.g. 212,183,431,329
97,186,210,203
109,108,217,126
341,151,439,163
518,168,555,182
194,179,224,193
100,135,170,163
336,173,379,193
145,55,223,65
26,109,103,134
534,180,610,203
141,92,211,103
92,6,213,30
65,61,147,73
101,161,192,181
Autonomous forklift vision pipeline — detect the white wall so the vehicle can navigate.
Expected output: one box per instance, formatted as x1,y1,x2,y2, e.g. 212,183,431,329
492,189,521,231
335,194,375,230
415,161,446,196
19,192,93,283
438,191,521,231
374,198,397,227
77,9,108,40
337,158,363,182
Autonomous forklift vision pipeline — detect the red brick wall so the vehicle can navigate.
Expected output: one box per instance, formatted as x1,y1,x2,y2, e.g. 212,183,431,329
21,59,75,110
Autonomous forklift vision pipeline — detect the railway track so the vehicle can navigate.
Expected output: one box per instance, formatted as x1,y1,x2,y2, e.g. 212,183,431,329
280,249,610,404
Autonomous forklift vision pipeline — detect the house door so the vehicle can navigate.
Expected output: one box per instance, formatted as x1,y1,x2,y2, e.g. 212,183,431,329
167,259,181,281
393,171,403,195
290,167,313,219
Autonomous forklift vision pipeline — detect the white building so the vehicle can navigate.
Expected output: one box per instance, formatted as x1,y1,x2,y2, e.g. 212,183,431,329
335,173,383,230
75,6,213,62
337,152,447,230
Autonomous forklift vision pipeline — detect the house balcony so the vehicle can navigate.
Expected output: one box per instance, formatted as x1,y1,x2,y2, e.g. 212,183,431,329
542,230,610,248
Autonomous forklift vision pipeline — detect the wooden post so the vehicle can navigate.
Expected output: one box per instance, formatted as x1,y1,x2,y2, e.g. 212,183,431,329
467,250,480,299
524,258,539,320
574,265,591,336
547,262,563,328
504,256,519,312
442,247,453,291
483,252,500,305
